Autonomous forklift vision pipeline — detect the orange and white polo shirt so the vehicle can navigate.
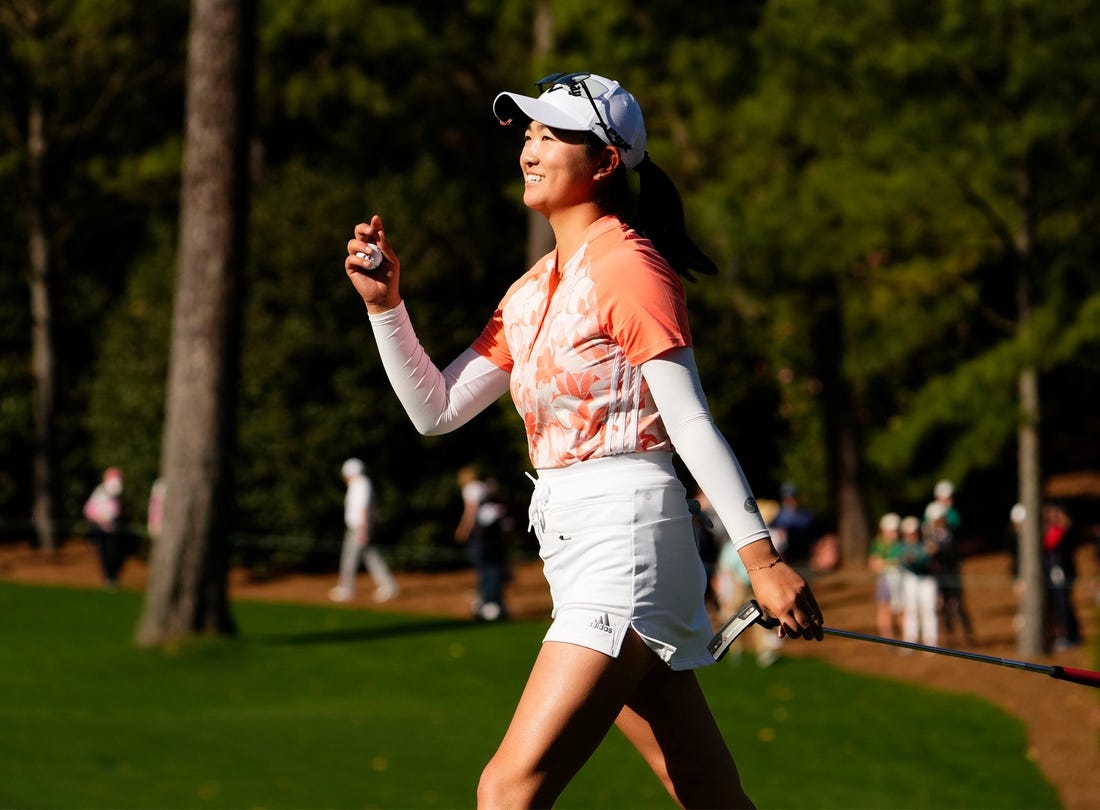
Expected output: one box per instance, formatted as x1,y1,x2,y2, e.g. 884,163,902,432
472,216,692,469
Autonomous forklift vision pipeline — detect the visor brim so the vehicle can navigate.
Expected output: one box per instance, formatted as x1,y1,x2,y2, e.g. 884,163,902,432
492,92,594,133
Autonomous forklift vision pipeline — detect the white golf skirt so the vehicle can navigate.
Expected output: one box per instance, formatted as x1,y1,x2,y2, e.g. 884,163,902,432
527,452,714,671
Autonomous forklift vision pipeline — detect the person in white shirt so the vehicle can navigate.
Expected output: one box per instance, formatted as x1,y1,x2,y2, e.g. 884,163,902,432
329,458,399,603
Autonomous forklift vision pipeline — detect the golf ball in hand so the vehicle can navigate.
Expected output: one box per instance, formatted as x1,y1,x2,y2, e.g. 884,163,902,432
355,247,383,270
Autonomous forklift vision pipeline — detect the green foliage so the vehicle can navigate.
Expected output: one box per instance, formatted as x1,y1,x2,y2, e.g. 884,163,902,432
3,0,1100,564
230,2,538,569
717,0,1100,527
85,222,175,529
0,581,1060,809
0,252,32,521
0,0,187,533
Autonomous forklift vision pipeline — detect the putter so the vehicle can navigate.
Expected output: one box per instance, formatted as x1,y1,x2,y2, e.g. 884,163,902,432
710,600,1100,690
707,599,775,661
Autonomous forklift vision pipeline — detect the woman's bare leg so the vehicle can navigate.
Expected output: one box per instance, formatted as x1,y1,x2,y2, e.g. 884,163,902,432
615,665,754,809
477,632,661,809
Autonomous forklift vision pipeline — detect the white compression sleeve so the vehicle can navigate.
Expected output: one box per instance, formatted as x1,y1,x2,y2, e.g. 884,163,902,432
368,301,511,435
641,348,772,551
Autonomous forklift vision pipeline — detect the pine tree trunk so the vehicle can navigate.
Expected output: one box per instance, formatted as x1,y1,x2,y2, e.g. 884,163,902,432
135,0,253,647
1014,165,1044,657
813,281,870,567
834,421,870,567
28,92,57,555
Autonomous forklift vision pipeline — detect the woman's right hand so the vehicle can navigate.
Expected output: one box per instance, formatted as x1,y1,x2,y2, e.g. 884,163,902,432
345,214,401,314
746,559,824,641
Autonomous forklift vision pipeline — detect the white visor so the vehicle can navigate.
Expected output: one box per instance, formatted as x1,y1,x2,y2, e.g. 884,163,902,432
493,72,647,169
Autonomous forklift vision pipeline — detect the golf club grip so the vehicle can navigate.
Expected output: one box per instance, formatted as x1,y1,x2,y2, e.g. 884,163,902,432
1050,666,1100,689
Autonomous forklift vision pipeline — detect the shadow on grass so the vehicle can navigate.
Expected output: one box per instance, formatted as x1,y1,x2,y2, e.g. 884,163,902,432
250,616,481,647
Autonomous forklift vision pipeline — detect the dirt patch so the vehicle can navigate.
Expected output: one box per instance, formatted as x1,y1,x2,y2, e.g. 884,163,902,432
2,540,1097,808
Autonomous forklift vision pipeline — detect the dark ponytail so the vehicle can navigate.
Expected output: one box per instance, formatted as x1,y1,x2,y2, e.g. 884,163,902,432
632,155,717,282
586,134,717,282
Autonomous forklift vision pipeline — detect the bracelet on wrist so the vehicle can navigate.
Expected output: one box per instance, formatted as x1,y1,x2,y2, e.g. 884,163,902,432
746,554,785,572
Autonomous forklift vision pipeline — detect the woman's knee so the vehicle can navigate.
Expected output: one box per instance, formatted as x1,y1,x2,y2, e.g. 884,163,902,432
477,754,550,809
475,759,503,809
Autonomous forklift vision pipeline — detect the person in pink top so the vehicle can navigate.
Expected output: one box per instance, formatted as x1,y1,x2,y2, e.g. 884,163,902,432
83,466,128,589
344,71,823,808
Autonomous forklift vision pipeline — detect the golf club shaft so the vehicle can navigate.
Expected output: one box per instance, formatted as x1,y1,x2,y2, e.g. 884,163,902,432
715,601,1100,689
822,626,1100,689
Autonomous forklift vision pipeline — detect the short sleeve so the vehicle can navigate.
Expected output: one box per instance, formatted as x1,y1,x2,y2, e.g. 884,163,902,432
471,308,513,372
598,240,692,366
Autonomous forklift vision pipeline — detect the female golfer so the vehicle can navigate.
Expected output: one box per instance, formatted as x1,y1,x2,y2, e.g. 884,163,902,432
345,71,823,809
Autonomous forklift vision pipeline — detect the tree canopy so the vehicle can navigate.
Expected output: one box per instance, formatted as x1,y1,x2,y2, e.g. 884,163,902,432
2,0,1098,574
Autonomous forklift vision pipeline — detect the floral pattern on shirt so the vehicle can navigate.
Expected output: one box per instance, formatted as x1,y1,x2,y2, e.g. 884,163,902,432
473,217,692,469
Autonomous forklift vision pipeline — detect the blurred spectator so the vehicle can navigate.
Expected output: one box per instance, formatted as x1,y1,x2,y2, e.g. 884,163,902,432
712,497,785,667
1094,524,1100,609
705,491,738,622
926,501,975,646
690,487,723,612
456,465,511,621
1042,502,1082,651
147,477,166,542
924,479,961,534
329,458,399,604
1008,502,1027,633
898,514,938,648
869,512,904,639
83,467,129,589
770,482,816,564
1007,501,1026,579
809,532,840,571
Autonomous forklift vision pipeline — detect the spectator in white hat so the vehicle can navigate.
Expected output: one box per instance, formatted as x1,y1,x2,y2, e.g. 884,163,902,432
329,458,398,604
898,514,939,647
926,500,975,646
924,478,961,533
869,512,904,638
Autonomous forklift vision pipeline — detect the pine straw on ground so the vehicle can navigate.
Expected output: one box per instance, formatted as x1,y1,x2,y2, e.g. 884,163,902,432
2,541,1097,808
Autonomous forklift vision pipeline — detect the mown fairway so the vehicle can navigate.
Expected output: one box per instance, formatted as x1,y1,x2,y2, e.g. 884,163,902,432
0,581,1059,809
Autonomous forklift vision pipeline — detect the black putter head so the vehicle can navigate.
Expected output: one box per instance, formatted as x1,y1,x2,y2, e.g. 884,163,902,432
708,599,779,661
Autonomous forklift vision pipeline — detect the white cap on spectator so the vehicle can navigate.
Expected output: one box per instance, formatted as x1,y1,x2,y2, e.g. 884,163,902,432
341,458,364,478
1010,502,1026,525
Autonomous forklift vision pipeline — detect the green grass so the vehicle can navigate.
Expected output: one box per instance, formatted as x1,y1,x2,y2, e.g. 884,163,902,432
0,581,1060,809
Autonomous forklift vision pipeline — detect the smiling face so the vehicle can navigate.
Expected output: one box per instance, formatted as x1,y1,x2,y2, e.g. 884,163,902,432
519,121,614,217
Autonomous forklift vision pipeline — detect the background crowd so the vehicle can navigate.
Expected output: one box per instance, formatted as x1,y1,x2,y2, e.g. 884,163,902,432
76,459,1097,660
868,480,1093,654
